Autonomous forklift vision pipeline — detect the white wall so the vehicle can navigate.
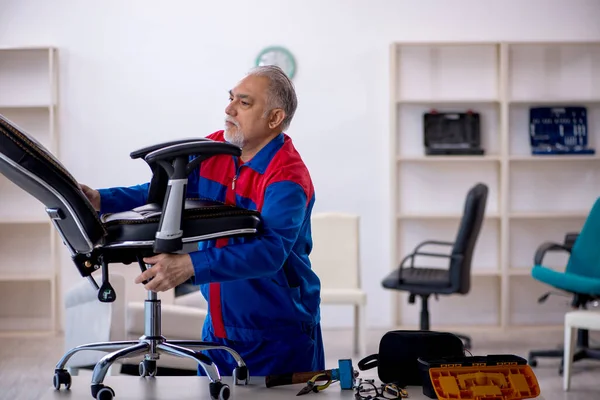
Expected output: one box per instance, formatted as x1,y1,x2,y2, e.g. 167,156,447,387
1,0,600,330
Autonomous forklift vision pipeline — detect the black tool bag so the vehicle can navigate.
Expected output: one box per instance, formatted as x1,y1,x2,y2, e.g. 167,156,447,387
357,330,465,387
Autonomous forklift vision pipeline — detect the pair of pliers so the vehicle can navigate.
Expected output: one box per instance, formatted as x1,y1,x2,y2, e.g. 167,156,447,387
296,373,333,396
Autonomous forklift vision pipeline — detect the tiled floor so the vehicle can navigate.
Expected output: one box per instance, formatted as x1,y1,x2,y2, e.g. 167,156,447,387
1,327,600,400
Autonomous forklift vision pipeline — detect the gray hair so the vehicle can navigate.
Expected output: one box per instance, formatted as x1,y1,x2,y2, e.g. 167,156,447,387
247,65,297,131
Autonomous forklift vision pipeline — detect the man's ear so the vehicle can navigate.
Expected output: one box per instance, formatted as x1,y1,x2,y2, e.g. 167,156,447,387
268,109,286,129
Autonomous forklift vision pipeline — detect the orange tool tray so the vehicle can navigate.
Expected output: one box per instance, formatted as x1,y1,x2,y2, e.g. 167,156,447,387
418,355,541,400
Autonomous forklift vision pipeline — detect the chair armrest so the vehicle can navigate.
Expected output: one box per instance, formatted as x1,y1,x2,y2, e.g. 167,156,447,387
409,251,455,268
534,242,572,265
399,241,454,269
396,240,455,278
564,232,579,250
136,139,241,253
129,138,210,160
397,250,457,279
145,141,241,172
413,240,454,253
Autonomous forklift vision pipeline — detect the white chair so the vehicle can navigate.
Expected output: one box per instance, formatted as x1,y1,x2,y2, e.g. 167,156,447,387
310,212,367,355
563,309,600,391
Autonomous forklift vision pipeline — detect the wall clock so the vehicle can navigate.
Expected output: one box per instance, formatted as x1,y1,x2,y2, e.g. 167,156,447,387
255,46,296,79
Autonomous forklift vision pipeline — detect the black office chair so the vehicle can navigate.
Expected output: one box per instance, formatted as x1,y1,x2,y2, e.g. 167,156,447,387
0,114,263,400
381,183,489,349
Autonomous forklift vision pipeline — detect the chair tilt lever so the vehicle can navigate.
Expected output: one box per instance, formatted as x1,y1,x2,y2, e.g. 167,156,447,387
98,257,116,303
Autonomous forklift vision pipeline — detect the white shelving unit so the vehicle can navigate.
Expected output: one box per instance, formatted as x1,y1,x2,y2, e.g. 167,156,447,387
0,46,59,335
389,41,600,331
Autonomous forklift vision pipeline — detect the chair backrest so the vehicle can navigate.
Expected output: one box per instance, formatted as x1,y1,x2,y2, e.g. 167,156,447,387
450,183,489,294
0,114,106,254
566,197,600,278
310,213,361,290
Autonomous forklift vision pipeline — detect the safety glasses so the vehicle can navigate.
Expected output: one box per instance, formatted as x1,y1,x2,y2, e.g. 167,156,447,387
354,379,409,400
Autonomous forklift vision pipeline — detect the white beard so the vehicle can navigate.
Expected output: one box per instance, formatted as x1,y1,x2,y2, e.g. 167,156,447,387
224,118,246,148
224,129,245,148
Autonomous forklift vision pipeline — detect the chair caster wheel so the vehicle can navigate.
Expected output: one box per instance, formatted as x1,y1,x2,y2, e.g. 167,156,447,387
529,359,537,367
91,384,115,400
233,366,249,385
139,359,157,377
53,369,71,390
209,381,230,400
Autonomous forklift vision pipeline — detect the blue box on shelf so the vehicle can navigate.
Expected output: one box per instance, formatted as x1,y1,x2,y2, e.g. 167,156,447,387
529,106,595,155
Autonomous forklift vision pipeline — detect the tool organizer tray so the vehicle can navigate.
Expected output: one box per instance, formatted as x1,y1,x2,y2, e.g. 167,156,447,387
529,106,594,155
417,354,541,400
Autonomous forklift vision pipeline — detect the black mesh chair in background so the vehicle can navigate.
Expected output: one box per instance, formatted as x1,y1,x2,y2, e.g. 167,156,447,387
381,183,489,349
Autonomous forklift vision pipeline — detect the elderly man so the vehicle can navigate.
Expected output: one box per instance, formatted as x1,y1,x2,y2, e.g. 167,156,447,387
80,65,324,376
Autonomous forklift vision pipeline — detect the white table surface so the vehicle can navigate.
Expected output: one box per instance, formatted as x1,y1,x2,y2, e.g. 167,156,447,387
42,375,546,400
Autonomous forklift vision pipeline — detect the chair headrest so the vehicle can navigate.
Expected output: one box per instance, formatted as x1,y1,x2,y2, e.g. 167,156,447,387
0,113,106,253
0,114,81,189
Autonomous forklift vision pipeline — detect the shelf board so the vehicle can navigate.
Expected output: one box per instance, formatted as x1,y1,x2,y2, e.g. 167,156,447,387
506,41,600,45
0,329,56,338
393,323,503,332
0,218,50,224
0,272,54,281
398,155,501,162
503,324,563,331
397,99,499,105
509,212,588,219
512,265,567,273
509,155,600,162
473,269,501,276
0,104,54,110
398,213,500,220
0,317,54,332
509,99,600,105
395,323,563,332
0,46,56,51
393,41,501,46
508,268,531,276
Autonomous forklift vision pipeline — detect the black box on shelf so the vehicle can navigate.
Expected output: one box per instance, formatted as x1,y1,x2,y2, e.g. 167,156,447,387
423,110,484,155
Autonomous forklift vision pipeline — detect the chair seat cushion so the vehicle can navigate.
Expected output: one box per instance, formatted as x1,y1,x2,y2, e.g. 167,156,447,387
101,199,261,246
532,265,600,296
382,267,451,294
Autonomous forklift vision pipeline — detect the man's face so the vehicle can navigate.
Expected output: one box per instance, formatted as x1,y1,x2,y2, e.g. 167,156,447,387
224,75,272,148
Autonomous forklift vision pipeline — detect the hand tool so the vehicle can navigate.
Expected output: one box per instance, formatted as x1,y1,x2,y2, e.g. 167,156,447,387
295,373,331,396
265,359,357,390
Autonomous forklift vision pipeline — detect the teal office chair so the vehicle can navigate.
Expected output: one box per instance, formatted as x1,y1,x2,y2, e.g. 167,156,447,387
528,197,600,374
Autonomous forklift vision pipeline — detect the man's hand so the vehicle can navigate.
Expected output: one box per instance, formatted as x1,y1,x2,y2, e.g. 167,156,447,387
79,183,101,211
135,253,195,292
